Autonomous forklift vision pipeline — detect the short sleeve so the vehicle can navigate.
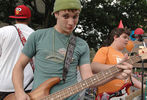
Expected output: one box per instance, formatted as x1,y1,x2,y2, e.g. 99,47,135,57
92,47,108,64
78,41,90,66
22,32,37,58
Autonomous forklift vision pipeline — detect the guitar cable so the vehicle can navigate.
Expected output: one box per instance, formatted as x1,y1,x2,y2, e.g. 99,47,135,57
24,77,34,90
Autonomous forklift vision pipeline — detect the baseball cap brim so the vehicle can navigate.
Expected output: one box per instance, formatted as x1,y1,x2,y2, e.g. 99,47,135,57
9,16,28,19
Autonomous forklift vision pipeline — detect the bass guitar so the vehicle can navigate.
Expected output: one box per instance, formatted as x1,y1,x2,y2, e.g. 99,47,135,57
4,55,141,100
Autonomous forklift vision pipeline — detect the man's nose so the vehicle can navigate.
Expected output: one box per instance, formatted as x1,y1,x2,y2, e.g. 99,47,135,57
68,18,74,25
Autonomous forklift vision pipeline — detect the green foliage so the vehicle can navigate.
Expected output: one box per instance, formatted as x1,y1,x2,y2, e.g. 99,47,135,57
0,0,146,51
76,0,147,51
0,0,18,24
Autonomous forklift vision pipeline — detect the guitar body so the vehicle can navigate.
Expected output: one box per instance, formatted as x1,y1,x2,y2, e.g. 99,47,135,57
96,83,132,100
4,77,60,100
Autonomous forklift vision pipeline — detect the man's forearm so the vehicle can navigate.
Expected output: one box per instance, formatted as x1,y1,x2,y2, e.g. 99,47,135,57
12,63,25,93
91,62,112,73
132,76,146,89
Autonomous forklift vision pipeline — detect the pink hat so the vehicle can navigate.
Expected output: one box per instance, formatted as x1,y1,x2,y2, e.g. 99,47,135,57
9,5,31,19
118,20,124,28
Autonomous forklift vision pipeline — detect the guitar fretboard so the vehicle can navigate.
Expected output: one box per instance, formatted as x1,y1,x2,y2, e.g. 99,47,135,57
42,55,141,100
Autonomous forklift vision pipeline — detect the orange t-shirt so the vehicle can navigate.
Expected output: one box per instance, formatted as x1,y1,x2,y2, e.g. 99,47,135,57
93,46,130,94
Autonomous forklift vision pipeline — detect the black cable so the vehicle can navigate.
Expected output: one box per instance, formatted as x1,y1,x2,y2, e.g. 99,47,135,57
24,77,34,90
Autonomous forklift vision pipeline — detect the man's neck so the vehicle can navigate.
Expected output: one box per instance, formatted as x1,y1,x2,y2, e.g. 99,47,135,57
110,43,124,52
16,21,28,25
54,25,71,35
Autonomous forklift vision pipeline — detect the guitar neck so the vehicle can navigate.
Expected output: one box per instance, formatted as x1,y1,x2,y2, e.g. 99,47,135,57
42,66,121,100
41,55,141,100
125,88,146,100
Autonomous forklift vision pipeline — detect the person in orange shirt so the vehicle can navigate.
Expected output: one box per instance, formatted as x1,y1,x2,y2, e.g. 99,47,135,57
91,27,144,100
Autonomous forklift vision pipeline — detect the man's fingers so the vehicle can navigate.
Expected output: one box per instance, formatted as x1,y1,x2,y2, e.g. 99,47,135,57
123,68,132,74
121,69,132,79
121,73,128,78
117,62,133,70
118,53,128,64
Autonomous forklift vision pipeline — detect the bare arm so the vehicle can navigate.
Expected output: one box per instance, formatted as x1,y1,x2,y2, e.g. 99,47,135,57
79,59,132,87
91,55,133,83
131,76,146,89
91,62,112,74
79,64,115,87
12,53,31,100
79,64,93,80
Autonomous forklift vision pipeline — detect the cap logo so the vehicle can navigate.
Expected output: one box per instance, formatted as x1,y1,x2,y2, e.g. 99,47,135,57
16,8,22,14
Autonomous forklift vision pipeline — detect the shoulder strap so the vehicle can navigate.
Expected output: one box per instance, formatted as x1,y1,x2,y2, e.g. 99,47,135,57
14,25,34,90
14,25,26,45
14,25,35,71
62,34,76,82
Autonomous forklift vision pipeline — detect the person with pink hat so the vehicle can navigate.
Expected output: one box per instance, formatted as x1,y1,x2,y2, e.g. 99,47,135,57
0,5,34,99
92,24,145,99
11,1,132,100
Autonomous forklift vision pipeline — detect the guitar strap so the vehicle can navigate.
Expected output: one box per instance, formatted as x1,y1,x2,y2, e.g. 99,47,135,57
62,34,76,82
14,25,35,71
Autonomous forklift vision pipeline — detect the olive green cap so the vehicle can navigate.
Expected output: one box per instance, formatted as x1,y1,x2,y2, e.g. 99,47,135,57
53,0,81,13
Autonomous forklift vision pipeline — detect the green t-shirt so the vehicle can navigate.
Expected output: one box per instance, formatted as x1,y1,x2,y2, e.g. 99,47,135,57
22,27,90,100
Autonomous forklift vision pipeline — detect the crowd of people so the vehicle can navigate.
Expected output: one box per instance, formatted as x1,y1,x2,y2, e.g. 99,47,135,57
0,0,145,100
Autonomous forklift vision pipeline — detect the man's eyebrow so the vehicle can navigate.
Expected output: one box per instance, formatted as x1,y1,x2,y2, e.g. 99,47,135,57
75,12,80,14
74,13,80,16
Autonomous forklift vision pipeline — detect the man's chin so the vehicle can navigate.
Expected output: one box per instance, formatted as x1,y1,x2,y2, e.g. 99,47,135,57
65,30,73,34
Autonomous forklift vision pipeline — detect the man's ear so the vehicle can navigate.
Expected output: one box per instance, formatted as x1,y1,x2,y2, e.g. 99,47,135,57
54,12,59,19
114,35,118,40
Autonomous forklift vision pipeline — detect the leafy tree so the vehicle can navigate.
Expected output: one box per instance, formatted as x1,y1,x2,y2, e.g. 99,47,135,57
22,0,56,28
77,0,147,51
0,0,18,24
0,0,146,51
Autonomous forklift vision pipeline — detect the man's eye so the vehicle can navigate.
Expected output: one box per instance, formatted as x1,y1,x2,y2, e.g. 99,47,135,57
123,36,129,39
63,15,69,19
73,15,78,19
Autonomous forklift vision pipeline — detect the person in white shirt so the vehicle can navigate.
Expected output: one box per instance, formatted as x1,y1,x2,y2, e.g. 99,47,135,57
0,5,34,99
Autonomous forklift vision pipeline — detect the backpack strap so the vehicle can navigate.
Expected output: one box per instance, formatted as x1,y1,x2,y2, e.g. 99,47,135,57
14,25,34,90
14,25,35,71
